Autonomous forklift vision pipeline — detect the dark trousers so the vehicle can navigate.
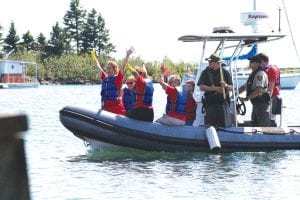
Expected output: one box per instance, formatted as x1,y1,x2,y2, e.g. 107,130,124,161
271,96,282,115
127,107,154,122
251,102,271,127
205,103,226,126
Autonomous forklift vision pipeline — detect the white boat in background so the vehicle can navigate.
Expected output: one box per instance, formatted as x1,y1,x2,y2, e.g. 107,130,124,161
183,69,300,90
223,40,300,89
234,69,300,89
0,60,39,89
279,73,300,89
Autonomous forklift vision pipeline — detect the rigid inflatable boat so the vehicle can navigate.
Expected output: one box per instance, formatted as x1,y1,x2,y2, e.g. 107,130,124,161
60,7,300,153
60,106,300,152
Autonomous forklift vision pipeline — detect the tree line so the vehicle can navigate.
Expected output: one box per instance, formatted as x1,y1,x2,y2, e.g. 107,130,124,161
0,0,114,58
0,0,197,84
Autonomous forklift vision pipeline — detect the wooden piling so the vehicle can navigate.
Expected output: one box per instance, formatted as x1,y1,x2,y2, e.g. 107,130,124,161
0,114,30,200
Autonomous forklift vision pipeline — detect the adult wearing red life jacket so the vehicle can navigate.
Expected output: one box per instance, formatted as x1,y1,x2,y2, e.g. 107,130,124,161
256,53,281,118
91,48,133,115
126,64,154,122
156,75,196,126
257,53,280,97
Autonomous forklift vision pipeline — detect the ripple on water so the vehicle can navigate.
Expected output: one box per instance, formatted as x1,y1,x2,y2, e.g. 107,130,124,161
2,85,300,199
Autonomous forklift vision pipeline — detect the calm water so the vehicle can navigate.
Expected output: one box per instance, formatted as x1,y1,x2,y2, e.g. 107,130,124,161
1,84,300,199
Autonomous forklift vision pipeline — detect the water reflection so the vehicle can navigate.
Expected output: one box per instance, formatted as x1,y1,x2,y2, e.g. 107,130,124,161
78,150,291,185
2,85,300,199
62,149,300,199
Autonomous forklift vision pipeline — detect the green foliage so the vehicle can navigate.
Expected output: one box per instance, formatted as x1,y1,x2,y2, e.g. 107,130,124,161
10,50,39,62
7,50,198,84
41,54,99,83
46,22,71,56
62,0,115,56
0,24,3,45
37,33,47,50
0,0,197,84
95,13,115,55
0,25,3,58
81,8,98,53
80,8,115,55
63,0,86,53
1,0,114,59
22,31,36,51
120,56,197,82
3,22,20,53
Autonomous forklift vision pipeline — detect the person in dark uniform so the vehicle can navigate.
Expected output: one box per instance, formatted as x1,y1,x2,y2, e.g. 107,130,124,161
239,55,271,127
198,54,233,126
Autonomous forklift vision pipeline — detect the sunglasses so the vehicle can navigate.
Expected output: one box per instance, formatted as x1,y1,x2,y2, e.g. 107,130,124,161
126,82,134,85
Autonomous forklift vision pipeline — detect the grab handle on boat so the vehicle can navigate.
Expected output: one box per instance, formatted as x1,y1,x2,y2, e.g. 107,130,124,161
205,126,221,151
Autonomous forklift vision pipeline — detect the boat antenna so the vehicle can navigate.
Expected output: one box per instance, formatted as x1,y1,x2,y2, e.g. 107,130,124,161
253,0,256,11
281,0,300,65
278,6,281,32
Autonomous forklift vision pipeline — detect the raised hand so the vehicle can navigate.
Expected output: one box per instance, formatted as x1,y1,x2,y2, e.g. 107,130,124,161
126,46,135,57
160,64,169,76
126,63,135,73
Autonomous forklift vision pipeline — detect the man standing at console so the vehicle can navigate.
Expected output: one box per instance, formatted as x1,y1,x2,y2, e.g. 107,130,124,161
198,54,233,127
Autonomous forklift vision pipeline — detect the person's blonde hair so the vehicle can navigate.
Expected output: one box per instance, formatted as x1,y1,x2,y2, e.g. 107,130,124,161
168,74,181,83
107,60,119,74
135,66,148,78
126,75,136,83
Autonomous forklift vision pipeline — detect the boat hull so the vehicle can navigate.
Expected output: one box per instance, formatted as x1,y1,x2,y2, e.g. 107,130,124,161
0,83,39,89
60,106,300,153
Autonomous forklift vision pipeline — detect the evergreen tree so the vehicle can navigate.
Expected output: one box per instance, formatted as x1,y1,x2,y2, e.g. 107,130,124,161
0,25,3,57
4,21,20,53
63,0,86,53
81,8,98,54
46,22,71,56
80,9,115,55
95,14,115,55
0,25,3,46
22,31,35,51
36,33,47,59
36,33,47,51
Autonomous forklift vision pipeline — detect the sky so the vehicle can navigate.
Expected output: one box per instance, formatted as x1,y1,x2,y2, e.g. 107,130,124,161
0,0,299,67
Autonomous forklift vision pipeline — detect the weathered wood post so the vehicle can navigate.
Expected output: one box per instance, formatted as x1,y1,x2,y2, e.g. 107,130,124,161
0,114,30,200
